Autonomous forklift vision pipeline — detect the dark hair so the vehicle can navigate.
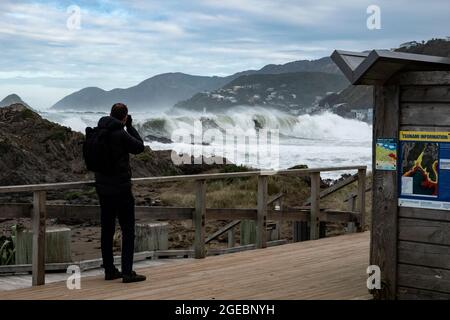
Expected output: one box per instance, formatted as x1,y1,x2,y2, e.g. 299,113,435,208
110,103,128,121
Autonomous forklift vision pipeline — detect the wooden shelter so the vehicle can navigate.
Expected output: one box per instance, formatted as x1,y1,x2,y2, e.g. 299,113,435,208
332,49,450,300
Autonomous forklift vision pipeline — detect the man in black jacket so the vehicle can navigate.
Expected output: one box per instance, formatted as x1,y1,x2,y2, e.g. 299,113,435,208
95,103,146,283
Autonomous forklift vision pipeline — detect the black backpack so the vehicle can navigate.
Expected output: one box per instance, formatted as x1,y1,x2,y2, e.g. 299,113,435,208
83,127,115,174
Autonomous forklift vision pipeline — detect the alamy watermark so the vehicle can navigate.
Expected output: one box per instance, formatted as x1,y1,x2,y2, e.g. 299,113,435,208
66,5,81,31
66,265,81,290
367,5,381,30
170,120,280,170
366,265,381,290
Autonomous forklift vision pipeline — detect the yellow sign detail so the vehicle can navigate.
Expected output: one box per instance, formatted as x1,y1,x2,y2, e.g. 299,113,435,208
399,131,450,142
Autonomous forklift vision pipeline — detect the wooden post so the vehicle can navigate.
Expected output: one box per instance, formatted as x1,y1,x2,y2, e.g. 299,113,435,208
240,220,256,245
227,227,235,248
16,227,71,264
358,168,367,230
371,84,399,299
32,191,46,286
310,172,320,240
194,180,206,259
347,194,357,233
256,175,268,249
135,223,169,252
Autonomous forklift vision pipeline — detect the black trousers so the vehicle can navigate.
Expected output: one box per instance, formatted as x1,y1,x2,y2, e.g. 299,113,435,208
98,190,135,275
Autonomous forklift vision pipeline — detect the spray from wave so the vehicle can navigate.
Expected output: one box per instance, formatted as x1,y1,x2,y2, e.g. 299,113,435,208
40,106,372,177
136,106,372,143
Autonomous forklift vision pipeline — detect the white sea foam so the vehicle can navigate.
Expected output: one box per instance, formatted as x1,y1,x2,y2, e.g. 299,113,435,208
40,106,372,178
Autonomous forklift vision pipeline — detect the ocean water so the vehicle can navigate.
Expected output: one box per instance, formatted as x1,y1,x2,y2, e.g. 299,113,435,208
40,106,372,179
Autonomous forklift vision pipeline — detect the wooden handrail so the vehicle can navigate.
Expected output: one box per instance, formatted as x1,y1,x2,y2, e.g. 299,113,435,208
0,166,367,194
0,165,366,286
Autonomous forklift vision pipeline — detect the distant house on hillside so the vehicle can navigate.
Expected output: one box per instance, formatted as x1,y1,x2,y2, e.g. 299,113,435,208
399,41,419,49
350,108,373,122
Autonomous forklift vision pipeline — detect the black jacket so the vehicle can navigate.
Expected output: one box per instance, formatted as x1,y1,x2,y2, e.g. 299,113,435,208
94,116,145,195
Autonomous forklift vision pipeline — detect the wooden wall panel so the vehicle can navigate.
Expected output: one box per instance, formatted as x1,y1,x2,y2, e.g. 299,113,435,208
398,264,450,293
401,86,450,103
400,102,450,126
399,218,450,245
398,287,450,300
398,241,450,270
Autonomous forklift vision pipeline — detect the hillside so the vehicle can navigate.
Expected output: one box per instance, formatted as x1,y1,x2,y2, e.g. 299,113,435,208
174,72,349,112
51,57,340,112
318,38,450,117
0,94,33,110
51,73,228,111
0,104,182,186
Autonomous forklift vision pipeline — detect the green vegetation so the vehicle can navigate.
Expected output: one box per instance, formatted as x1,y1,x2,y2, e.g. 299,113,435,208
44,127,70,142
0,225,21,265
135,151,153,162
20,108,35,120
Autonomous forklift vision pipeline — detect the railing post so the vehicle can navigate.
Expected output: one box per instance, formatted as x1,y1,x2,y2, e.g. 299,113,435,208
310,172,320,240
256,175,268,249
32,191,46,286
194,180,206,259
347,194,357,233
227,227,235,248
357,168,367,230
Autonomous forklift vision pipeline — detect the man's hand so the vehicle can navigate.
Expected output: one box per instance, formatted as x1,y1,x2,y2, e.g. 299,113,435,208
126,114,133,127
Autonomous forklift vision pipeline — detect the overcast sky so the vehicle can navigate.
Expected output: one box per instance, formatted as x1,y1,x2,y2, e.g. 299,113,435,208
0,0,449,109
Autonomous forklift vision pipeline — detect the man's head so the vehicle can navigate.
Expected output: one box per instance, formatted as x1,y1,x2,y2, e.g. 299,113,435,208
111,103,128,124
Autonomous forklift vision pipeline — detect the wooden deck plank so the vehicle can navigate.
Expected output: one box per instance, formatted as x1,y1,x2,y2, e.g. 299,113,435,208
0,232,371,300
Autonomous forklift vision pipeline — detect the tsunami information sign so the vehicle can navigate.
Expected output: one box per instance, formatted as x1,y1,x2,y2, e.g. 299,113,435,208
399,131,450,210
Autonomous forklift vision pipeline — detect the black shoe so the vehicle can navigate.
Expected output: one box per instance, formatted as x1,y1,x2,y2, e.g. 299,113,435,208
122,271,146,283
105,267,122,280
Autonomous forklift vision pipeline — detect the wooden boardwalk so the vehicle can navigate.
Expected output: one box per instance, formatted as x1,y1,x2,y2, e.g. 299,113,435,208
0,232,371,300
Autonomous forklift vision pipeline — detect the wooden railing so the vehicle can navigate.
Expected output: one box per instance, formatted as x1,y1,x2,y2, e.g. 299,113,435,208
0,165,367,286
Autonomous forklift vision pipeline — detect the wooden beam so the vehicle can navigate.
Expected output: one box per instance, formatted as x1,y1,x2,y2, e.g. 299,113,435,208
32,191,46,286
227,228,236,248
205,220,241,244
267,192,284,206
371,84,399,300
357,168,367,229
194,180,207,259
206,208,256,220
310,172,321,240
303,174,358,206
256,175,268,249
0,166,366,194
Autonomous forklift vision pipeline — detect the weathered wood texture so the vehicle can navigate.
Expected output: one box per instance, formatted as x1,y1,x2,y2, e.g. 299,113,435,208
309,172,321,240
303,173,358,206
400,103,450,126
0,166,366,194
391,71,450,86
398,264,450,294
15,228,71,264
256,176,268,248
194,180,207,259
400,85,450,102
397,287,450,300
0,232,371,300
32,191,46,286
399,207,450,222
398,241,450,270
240,220,256,246
396,73,450,299
134,223,169,252
398,218,450,245
371,84,399,299
357,169,366,229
